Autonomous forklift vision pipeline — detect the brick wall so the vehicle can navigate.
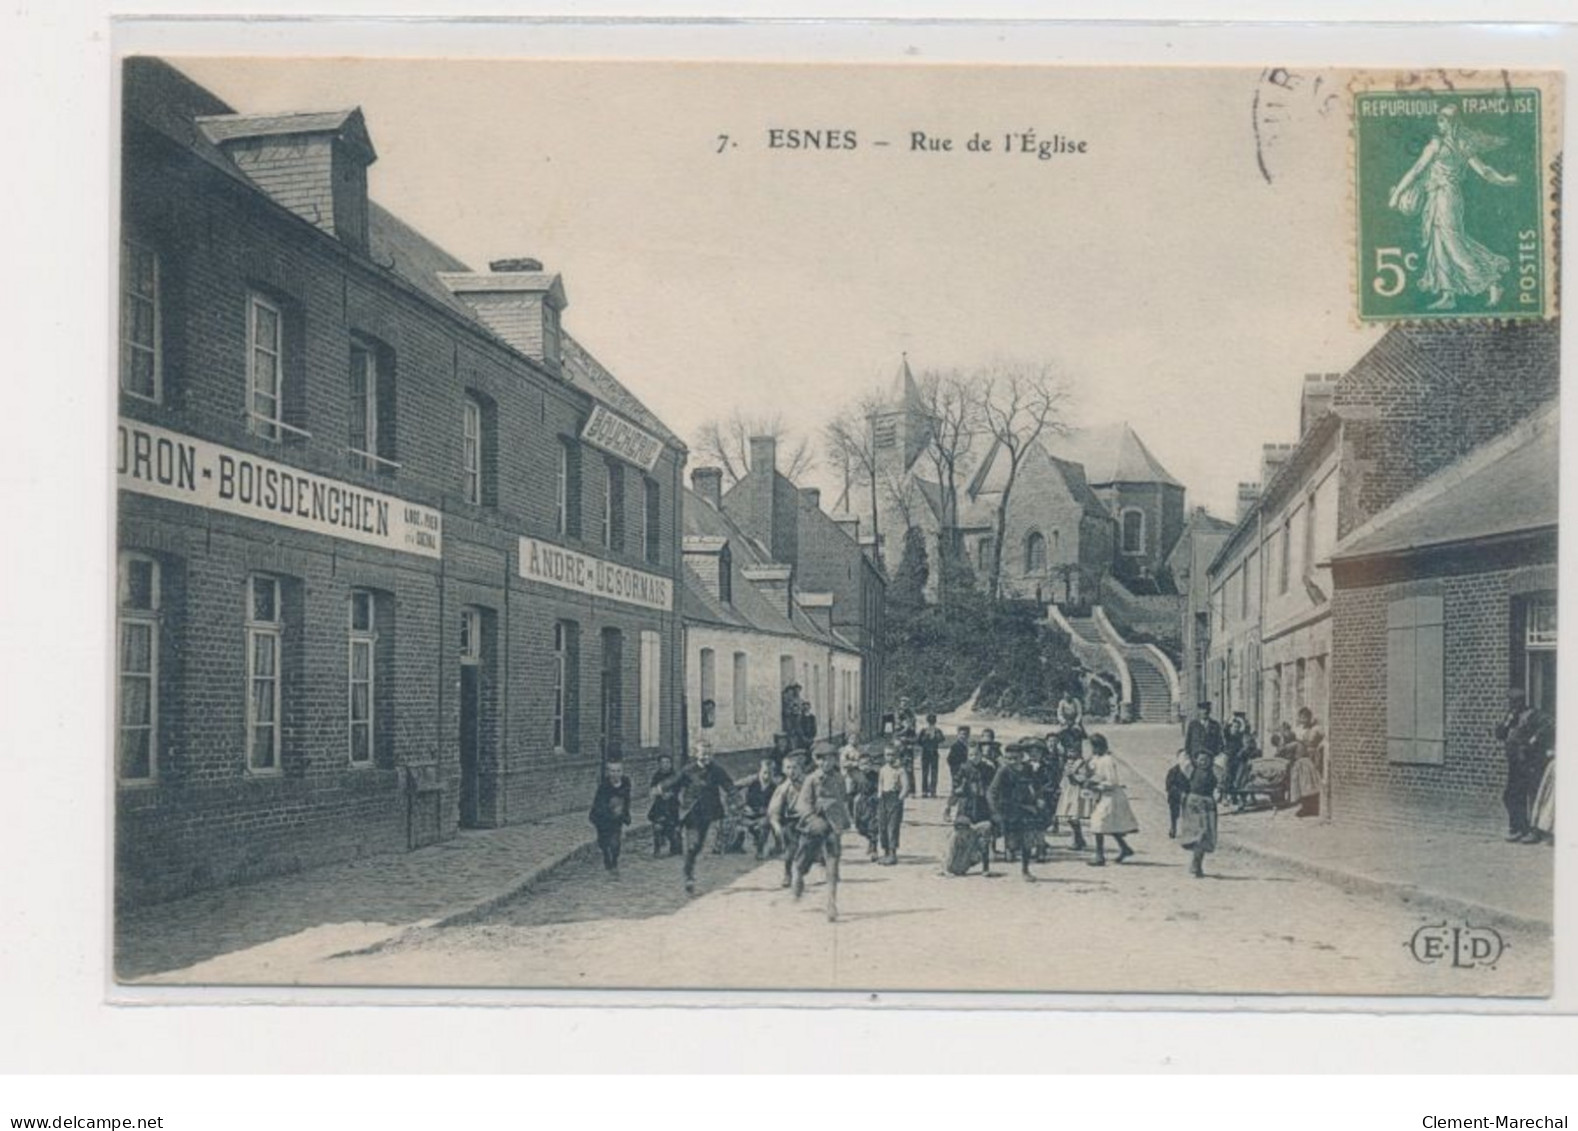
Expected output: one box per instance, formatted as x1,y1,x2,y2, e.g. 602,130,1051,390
116,60,687,906
1329,535,1554,829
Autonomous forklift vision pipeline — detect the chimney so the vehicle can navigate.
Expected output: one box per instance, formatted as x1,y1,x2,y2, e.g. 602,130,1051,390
691,466,724,510
198,108,377,254
683,536,730,603
1260,443,1294,490
799,487,822,511
438,259,568,371
1300,373,1340,436
1236,481,1261,523
798,591,835,634
749,435,778,475
742,563,794,621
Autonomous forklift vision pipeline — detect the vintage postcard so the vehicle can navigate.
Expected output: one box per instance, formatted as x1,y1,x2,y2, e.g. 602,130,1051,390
112,55,1561,998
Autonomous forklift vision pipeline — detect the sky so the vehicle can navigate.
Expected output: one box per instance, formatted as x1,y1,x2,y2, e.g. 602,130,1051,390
172,57,1385,518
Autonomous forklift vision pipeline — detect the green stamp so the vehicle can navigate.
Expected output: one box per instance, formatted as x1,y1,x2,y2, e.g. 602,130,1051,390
1355,88,1545,320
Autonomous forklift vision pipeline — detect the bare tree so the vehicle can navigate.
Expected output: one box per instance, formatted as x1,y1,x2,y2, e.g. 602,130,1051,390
692,411,817,485
823,392,886,567
915,368,979,608
973,361,1075,599
879,463,922,535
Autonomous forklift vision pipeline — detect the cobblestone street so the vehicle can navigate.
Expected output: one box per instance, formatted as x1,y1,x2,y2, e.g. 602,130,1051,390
129,723,1549,995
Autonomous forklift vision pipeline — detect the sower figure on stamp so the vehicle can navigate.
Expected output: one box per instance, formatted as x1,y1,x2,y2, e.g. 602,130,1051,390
662,739,738,896
791,742,851,921
588,758,632,877
1387,105,1518,311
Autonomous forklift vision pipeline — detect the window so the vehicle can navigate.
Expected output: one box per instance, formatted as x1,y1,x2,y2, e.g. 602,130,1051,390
543,304,563,368
1278,520,1292,595
246,575,283,773
459,606,482,664
558,439,582,537
640,630,661,748
718,545,733,605
1121,508,1145,556
247,293,285,441
117,553,160,781
1386,594,1445,764
698,647,716,729
348,339,396,474
873,418,897,448
600,628,624,758
1519,595,1557,713
976,537,994,575
1295,657,1307,712
1303,494,1318,574
603,458,625,550
553,620,580,752
780,655,796,692
643,477,661,564
462,396,482,505
119,242,160,401
1024,531,1047,573
348,590,376,766
732,652,749,726
1241,552,1254,618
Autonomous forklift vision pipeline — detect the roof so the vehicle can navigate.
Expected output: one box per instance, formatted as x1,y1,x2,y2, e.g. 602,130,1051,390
1048,423,1182,488
1331,401,1557,563
681,488,851,649
128,58,681,455
196,108,376,161
1047,455,1111,520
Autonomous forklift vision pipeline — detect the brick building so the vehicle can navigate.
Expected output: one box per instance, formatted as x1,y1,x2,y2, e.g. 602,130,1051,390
682,470,863,759
1328,401,1557,830
722,438,887,739
1204,322,1557,824
1167,507,1235,711
115,59,688,905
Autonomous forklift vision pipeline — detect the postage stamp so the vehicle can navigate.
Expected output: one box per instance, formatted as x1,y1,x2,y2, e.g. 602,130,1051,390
1355,85,1550,321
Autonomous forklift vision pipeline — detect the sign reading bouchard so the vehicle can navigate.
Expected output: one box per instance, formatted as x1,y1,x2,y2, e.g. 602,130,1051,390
117,419,443,558
580,404,664,472
519,536,673,612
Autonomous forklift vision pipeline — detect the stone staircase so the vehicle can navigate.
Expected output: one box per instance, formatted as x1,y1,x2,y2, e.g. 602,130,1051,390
1046,605,1182,724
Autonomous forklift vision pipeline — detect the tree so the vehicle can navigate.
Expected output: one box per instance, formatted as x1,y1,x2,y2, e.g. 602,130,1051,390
890,525,930,610
823,392,887,568
916,368,978,610
973,361,1075,600
693,411,816,486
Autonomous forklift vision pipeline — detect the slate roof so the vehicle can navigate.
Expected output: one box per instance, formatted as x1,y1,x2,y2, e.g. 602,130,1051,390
127,58,681,454
681,488,855,650
1331,401,1557,563
1048,423,1182,488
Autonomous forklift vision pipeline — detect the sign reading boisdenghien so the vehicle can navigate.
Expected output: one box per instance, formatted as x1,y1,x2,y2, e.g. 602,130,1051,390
1356,88,1548,321
117,419,443,558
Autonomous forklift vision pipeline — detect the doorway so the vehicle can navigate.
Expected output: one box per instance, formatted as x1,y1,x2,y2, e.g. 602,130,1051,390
459,606,482,829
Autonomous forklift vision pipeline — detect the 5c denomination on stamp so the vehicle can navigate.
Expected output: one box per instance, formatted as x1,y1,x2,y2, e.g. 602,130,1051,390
1355,87,1549,321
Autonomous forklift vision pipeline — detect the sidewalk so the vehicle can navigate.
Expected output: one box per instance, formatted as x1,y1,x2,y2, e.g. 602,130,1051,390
116,808,627,981
1113,725,1554,932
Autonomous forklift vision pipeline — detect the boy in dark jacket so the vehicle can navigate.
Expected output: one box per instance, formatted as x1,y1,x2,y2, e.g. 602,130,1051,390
589,759,633,876
1164,749,1191,838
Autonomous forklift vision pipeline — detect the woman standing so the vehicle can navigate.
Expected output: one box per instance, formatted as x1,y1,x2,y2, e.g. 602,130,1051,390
1085,733,1139,866
1178,748,1219,878
1288,708,1323,818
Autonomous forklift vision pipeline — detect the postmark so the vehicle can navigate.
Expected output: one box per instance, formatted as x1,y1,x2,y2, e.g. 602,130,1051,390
1355,85,1549,321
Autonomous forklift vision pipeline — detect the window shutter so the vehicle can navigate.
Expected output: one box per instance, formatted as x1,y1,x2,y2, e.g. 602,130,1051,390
609,463,626,550
1413,596,1445,764
565,442,583,538
1386,597,1416,762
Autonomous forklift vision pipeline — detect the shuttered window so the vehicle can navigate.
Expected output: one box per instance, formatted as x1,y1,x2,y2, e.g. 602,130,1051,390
1387,594,1445,764
640,630,662,748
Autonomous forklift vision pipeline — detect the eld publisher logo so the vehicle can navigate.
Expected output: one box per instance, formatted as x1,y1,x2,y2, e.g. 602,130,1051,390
1408,922,1506,969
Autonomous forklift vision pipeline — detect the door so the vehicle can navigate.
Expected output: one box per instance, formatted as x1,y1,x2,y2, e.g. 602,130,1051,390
459,607,482,829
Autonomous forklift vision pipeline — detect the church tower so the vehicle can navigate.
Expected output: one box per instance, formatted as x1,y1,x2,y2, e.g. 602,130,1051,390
869,354,932,477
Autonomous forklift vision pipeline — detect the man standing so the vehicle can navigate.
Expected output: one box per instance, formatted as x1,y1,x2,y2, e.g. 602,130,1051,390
1495,689,1554,843
792,743,852,921
876,744,910,865
1184,701,1225,766
946,725,972,804
917,713,945,799
663,739,737,896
